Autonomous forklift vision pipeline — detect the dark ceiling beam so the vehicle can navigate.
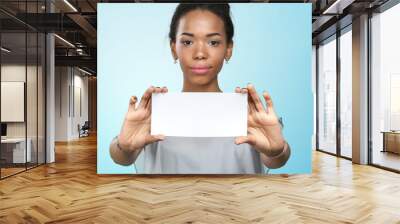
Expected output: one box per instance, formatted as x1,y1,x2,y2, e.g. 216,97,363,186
312,15,335,33
55,47,97,57
67,13,97,46
79,66,97,75
86,0,97,12
0,18,27,31
2,12,96,49
373,0,400,12
312,0,353,32
12,13,83,32
311,0,377,43
312,14,352,44
55,0,97,43
0,8,38,31
323,0,356,14
55,55,96,70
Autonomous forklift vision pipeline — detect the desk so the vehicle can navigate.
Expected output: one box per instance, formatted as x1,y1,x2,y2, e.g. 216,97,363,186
381,131,400,154
1,138,32,163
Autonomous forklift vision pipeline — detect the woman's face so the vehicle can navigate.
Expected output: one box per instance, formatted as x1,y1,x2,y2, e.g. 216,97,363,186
171,9,233,87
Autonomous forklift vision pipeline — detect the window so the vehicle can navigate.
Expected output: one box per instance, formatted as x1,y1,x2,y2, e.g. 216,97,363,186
371,2,400,171
339,28,352,158
317,36,337,154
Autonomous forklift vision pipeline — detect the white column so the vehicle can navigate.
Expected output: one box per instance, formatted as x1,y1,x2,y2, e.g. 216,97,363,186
46,1,55,163
352,14,369,164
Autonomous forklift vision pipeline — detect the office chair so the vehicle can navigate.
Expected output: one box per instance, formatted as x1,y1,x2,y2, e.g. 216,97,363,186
79,121,90,138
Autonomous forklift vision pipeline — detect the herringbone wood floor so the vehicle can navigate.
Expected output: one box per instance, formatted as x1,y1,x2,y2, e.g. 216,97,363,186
1,134,400,224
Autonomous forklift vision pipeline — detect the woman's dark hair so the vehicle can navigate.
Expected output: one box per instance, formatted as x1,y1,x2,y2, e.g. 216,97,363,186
169,3,234,45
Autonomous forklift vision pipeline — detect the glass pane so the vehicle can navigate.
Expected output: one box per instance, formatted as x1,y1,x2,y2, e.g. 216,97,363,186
25,0,38,169
1,31,27,177
0,1,46,178
38,32,45,165
318,37,337,154
371,4,400,171
27,31,38,169
340,29,352,158
312,46,317,150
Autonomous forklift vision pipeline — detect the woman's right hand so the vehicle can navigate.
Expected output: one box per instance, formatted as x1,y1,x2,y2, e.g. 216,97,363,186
117,86,168,153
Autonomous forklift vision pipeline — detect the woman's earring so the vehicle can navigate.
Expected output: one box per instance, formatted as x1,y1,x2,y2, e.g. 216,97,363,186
225,58,229,64
174,58,177,64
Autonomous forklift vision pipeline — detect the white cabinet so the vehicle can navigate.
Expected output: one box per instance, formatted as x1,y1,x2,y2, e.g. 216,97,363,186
1,138,32,163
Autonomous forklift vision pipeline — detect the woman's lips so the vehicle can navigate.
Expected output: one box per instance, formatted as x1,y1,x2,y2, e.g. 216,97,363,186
190,67,210,75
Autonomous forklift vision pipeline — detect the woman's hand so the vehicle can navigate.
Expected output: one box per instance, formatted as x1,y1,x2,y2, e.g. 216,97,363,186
117,86,168,153
234,84,286,157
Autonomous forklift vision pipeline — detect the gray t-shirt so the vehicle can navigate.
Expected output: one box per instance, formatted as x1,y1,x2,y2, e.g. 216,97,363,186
134,136,267,174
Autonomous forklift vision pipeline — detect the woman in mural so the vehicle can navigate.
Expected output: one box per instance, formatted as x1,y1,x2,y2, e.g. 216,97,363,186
109,3,290,174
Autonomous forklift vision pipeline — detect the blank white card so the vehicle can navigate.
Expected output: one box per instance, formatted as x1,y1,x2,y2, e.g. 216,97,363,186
151,93,247,137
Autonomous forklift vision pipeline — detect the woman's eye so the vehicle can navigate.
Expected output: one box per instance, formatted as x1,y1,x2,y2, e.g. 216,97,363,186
181,40,192,46
209,40,220,47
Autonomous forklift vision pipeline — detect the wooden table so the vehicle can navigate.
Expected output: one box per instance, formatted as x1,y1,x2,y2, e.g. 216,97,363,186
381,131,400,154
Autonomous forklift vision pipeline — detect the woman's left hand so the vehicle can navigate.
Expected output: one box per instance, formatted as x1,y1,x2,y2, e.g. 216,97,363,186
234,83,286,157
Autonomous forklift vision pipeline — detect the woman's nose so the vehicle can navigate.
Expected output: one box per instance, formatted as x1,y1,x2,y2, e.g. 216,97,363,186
193,43,207,60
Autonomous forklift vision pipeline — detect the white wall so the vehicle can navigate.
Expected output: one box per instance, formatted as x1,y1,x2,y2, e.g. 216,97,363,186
1,65,41,137
1,66,26,140
55,66,69,141
72,72,89,138
55,67,89,141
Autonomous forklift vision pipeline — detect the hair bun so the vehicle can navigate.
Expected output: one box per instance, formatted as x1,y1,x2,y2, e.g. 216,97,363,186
169,3,234,44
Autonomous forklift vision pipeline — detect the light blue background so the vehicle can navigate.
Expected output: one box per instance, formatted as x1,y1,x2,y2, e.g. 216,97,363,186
98,3,312,174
